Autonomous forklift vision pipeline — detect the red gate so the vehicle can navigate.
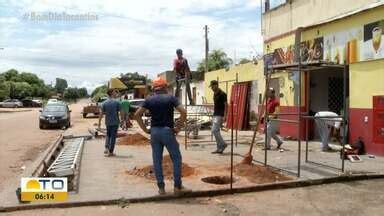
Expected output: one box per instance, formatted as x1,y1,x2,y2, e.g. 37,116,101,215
226,82,250,130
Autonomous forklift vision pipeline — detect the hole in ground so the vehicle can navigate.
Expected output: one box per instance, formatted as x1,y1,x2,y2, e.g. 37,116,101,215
201,176,235,185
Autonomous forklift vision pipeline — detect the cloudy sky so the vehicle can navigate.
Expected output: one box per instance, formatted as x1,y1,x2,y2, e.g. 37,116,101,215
0,0,285,92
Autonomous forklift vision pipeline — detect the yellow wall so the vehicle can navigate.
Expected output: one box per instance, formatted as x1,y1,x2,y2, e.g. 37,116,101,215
302,6,384,109
302,6,384,40
264,34,295,53
350,59,384,109
263,34,305,107
264,6,384,108
204,62,264,103
268,71,306,107
262,0,379,40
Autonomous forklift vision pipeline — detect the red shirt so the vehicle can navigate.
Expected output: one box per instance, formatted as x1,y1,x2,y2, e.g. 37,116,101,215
173,58,190,77
267,97,280,114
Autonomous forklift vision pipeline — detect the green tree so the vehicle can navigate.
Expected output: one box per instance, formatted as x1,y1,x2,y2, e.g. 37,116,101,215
63,87,80,101
12,82,32,99
0,75,10,101
55,78,68,94
19,72,42,85
197,49,233,73
91,85,107,101
78,87,88,98
0,69,54,100
3,69,19,81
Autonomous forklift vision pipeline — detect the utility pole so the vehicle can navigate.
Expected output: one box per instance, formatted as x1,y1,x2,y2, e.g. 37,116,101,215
204,25,209,73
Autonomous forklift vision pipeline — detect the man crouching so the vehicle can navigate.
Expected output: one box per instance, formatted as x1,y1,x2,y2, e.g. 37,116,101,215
134,77,191,195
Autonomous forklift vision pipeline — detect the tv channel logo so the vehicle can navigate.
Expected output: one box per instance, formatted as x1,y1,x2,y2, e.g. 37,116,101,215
21,177,68,202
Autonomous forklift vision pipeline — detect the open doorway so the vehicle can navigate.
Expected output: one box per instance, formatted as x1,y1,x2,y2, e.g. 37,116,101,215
308,67,349,140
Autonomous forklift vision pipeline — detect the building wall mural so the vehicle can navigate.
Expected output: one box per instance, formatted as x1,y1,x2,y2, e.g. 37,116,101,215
267,19,384,66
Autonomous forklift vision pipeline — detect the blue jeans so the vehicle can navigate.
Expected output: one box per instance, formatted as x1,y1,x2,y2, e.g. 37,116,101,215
212,116,227,151
105,125,118,153
150,127,182,189
266,120,283,148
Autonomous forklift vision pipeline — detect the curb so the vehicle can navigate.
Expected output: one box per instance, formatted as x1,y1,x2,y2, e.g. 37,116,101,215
1,173,383,213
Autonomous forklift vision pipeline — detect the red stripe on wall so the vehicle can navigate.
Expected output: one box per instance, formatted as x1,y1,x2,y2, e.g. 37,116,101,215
258,106,384,156
349,108,384,156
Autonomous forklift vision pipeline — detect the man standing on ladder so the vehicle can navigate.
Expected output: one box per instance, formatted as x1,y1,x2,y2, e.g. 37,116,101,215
174,49,194,105
134,77,191,195
210,80,228,154
266,88,284,150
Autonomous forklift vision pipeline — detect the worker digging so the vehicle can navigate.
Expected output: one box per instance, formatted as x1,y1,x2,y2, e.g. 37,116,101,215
265,87,284,150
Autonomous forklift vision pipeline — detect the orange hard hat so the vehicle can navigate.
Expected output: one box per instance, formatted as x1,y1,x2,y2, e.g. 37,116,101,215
152,77,167,90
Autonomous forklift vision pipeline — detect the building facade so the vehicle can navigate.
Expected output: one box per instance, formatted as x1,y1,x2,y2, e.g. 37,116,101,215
204,61,265,128
262,0,384,155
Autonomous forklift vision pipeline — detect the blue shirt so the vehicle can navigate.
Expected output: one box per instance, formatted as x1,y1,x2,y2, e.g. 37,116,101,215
143,93,180,128
101,98,121,126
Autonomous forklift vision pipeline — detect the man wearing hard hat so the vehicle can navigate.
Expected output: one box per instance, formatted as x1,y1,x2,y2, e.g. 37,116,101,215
134,77,191,195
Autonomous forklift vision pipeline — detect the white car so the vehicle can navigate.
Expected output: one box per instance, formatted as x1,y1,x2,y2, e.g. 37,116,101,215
0,99,23,108
47,99,65,105
32,99,43,106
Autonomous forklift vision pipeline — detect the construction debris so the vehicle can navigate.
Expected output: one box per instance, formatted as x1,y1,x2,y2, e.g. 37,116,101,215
126,155,196,180
117,133,150,146
232,163,292,184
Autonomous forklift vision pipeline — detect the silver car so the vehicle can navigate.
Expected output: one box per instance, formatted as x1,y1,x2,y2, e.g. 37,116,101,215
0,99,23,108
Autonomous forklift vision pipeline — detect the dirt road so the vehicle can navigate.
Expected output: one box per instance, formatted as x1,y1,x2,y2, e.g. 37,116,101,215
0,99,97,190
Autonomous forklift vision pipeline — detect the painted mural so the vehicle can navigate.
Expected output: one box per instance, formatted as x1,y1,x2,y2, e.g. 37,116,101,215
363,19,384,60
267,19,384,65
301,37,323,62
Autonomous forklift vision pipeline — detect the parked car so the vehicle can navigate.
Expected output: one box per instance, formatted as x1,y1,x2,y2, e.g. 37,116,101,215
22,99,43,107
47,98,59,104
39,103,71,129
0,99,23,108
32,99,43,107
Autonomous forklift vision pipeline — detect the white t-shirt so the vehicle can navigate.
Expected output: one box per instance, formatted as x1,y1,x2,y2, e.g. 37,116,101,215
314,111,343,129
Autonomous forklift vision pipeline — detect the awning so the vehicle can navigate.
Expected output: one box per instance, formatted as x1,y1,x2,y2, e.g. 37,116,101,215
108,78,127,89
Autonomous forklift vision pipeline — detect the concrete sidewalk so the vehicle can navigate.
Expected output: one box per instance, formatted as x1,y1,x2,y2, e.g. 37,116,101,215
1,129,383,209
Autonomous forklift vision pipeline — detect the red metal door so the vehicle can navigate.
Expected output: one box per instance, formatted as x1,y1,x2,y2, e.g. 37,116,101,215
373,96,384,144
227,82,249,130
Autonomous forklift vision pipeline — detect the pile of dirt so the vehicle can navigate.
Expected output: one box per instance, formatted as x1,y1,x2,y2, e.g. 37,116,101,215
233,163,292,184
126,155,196,180
117,133,150,146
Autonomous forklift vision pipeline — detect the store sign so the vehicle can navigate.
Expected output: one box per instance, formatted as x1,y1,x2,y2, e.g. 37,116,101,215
268,19,384,65
300,37,324,62
271,45,295,65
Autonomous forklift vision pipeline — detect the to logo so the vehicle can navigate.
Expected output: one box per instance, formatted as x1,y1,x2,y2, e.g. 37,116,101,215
21,178,68,202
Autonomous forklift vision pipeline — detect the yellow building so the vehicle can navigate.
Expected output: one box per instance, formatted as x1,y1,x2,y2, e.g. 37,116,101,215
204,61,264,103
204,61,265,128
262,0,384,155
